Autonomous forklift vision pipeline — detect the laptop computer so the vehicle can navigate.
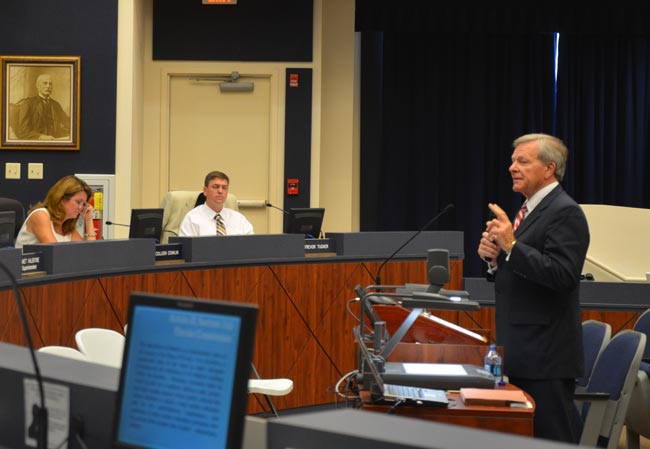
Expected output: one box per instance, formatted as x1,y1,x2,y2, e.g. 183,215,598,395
112,292,259,449
382,361,496,390
354,326,448,407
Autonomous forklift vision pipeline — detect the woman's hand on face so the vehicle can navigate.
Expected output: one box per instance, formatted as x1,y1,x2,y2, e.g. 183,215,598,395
83,204,94,221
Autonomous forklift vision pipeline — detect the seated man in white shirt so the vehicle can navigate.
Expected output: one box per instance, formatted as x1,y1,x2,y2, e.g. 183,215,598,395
179,170,254,236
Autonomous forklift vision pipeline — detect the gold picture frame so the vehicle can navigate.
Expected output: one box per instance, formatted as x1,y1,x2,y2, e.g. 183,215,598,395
1,55,80,150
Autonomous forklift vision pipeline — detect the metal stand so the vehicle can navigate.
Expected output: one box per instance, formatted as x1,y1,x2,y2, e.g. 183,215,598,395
250,362,280,418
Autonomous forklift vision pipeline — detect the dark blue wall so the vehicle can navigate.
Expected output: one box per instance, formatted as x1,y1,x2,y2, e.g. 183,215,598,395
0,1,117,210
153,0,313,62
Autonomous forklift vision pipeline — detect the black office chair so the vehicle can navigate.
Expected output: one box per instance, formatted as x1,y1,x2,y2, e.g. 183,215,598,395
194,192,206,207
0,197,26,244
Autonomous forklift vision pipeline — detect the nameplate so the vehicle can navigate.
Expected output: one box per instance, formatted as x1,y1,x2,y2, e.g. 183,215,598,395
169,234,304,263
155,243,184,263
0,247,22,286
304,238,337,257
24,239,156,275
21,252,46,275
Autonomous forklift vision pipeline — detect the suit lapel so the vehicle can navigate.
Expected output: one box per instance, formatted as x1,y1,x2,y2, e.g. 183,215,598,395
514,185,563,237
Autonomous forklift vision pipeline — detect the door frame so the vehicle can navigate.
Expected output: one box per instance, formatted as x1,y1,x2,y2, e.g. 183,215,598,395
157,66,286,234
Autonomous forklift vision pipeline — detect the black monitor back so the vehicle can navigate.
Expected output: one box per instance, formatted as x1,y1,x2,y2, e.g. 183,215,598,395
128,208,164,242
285,207,325,238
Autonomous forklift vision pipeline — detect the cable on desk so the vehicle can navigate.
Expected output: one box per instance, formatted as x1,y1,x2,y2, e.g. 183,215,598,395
386,398,406,414
334,370,360,400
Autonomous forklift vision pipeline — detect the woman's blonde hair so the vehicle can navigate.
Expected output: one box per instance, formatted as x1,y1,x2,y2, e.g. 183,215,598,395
29,175,93,235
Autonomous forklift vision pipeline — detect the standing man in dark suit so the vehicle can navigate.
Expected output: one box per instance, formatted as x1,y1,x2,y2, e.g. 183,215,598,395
477,133,590,443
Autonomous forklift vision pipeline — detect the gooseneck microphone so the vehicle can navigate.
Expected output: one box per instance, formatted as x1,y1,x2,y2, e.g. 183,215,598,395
0,261,48,449
265,201,290,215
105,221,129,227
106,221,178,237
375,203,454,286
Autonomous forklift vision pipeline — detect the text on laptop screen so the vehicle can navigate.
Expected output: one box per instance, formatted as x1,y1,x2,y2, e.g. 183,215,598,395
114,293,258,449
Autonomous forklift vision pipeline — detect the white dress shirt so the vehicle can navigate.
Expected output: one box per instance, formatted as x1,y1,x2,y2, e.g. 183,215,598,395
178,203,254,236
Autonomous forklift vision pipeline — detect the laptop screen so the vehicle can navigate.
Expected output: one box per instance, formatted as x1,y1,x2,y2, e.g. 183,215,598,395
113,292,258,449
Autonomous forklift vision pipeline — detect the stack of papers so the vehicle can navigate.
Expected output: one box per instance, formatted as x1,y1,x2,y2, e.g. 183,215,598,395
459,388,530,407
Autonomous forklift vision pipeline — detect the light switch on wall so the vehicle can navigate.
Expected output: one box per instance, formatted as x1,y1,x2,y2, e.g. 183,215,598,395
5,163,20,179
28,163,44,179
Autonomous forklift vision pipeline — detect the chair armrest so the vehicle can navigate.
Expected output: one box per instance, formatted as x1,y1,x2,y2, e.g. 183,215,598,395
575,392,611,401
575,392,610,446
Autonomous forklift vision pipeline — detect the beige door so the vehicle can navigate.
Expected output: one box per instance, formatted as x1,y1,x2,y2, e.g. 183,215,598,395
168,74,271,233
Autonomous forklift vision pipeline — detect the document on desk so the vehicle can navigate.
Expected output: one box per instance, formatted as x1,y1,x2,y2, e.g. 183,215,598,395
459,388,531,407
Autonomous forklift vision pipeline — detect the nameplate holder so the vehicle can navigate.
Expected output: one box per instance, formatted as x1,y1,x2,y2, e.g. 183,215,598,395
23,239,156,275
155,243,184,264
21,252,46,276
0,248,23,285
169,234,304,262
304,238,337,257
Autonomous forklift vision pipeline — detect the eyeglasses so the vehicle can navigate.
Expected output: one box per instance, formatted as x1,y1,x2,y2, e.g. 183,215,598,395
73,199,88,208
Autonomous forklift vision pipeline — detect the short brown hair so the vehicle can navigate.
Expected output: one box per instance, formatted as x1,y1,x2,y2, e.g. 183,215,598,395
204,171,230,187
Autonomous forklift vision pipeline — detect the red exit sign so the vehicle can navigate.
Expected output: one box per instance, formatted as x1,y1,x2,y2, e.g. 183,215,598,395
203,0,238,4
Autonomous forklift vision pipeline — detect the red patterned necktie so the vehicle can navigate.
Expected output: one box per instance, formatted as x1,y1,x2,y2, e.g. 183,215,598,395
513,204,527,231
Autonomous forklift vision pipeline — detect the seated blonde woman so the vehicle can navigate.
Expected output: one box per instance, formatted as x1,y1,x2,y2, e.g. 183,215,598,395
15,175,97,249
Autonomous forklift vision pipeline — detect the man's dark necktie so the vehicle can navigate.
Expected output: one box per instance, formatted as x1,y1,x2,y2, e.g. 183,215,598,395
42,99,55,136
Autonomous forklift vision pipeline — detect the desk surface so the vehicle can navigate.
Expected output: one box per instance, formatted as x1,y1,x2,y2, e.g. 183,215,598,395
360,383,535,436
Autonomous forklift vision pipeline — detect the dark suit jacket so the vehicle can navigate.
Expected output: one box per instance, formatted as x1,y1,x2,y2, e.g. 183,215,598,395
14,96,70,140
493,185,589,380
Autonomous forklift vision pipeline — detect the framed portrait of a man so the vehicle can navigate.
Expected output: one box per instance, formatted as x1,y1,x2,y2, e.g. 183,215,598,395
1,55,80,150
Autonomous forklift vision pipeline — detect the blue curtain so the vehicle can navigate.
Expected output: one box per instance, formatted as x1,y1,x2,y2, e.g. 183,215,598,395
358,6,650,277
556,34,650,207
360,31,556,277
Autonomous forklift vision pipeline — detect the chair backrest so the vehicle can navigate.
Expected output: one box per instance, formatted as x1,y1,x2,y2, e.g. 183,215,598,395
75,327,125,368
38,345,88,361
0,197,26,242
633,308,650,361
159,190,238,243
577,320,612,389
579,329,645,449
624,308,650,448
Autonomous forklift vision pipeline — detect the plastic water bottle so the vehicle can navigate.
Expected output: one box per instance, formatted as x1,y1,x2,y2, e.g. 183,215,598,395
484,344,502,383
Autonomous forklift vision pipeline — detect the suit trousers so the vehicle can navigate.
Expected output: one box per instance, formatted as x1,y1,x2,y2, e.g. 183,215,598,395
509,377,582,443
